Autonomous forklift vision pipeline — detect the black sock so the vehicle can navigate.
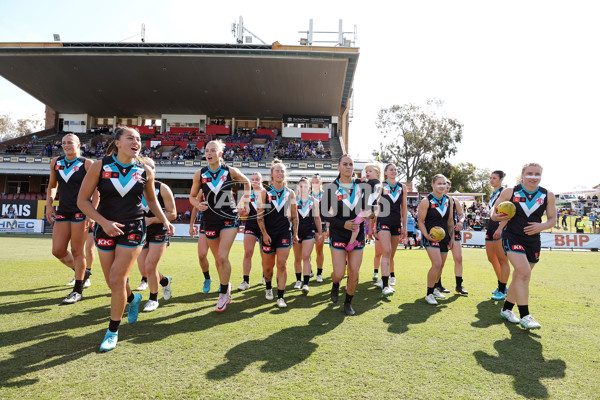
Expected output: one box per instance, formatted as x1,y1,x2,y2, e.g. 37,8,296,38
390,272,395,278
332,282,340,291
303,275,310,285
141,276,148,283
108,319,120,333
220,284,229,294
427,287,434,295
498,282,507,293
277,288,285,299
203,271,210,280
295,272,301,281
374,269,379,274
344,294,353,304
160,276,169,287
74,280,84,294
456,276,463,287
266,280,272,290
518,305,530,318
149,292,158,301
436,278,442,288
243,275,250,284
317,268,323,275
85,268,92,278
127,293,135,303
382,276,389,288
502,301,515,311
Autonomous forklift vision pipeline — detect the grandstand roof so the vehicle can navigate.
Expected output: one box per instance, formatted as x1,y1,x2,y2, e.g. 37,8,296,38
0,42,359,119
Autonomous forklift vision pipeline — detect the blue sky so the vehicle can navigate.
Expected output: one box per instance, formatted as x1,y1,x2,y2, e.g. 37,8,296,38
1,0,599,193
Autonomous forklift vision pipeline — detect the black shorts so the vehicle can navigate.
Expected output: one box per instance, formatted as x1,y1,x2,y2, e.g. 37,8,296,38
321,222,328,233
243,224,262,239
55,210,87,223
261,230,292,254
95,219,145,251
502,234,541,264
454,230,462,242
407,231,415,238
87,222,96,233
328,228,365,251
143,223,169,249
200,217,240,240
423,237,449,253
298,226,315,243
486,220,502,242
376,221,402,236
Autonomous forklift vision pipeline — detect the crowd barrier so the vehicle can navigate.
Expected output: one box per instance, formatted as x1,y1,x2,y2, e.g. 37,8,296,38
461,231,600,250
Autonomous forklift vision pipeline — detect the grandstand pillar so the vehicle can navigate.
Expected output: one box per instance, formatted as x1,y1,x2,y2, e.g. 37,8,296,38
44,105,58,131
113,116,117,132
256,118,260,128
29,175,41,192
231,117,236,133
137,116,142,126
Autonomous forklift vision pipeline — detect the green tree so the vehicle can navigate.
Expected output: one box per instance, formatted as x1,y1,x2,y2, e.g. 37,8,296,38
373,103,463,184
0,113,43,141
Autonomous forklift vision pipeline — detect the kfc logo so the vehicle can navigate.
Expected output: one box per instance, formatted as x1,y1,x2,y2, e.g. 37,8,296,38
55,214,66,220
512,244,525,251
381,224,389,230
206,230,216,237
97,238,114,246
262,245,272,252
333,241,345,248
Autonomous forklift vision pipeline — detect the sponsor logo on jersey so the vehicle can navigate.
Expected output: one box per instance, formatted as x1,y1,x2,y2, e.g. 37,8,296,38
332,241,345,248
205,230,216,237
202,177,208,184
262,245,272,252
535,252,539,259
224,220,233,226
128,234,140,241
430,241,440,247
73,166,79,172
75,213,83,218
55,214,66,220
132,172,142,182
55,165,63,170
512,244,525,251
155,235,164,241
97,238,114,246
282,238,289,245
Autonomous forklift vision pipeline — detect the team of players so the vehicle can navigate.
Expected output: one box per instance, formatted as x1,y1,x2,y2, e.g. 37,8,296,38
47,129,556,352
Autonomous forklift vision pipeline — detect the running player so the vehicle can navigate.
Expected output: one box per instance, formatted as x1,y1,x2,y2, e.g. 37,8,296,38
374,163,407,296
446,180,468,295
417,174,455,305
310,174,327,282
77,127,174,352
257,160,298,308
189,140,250,312
321,154,368,316
237,172,265,291
486,170,510,301
292,177,322,294
189,195,214,293
137,157,177,312
493,163,556,329
46,133,94,305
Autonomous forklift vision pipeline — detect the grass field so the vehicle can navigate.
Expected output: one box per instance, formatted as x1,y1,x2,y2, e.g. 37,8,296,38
1,236,599,399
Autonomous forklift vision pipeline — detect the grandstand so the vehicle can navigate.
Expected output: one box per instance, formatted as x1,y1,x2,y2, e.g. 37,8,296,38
0,41,357,202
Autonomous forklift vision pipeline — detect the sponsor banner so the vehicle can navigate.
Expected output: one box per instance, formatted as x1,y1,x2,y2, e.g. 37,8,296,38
0,218,43,233
461,231,600,249
0,199,38,218
283,115,332,125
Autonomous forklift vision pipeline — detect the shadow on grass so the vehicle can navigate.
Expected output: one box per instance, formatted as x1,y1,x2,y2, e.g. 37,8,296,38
0,292,109,316
470,299,503,329
0,286,67,297
383,295,459,334
205,281,384,379
473,324,566,399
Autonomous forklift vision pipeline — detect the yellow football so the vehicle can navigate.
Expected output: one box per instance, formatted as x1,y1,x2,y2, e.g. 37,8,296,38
497,201,516,219
429,226,446,241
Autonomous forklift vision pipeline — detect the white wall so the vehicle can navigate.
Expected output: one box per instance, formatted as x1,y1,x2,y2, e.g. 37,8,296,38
161,114,206,128
282,127,331,138
59,113,88,133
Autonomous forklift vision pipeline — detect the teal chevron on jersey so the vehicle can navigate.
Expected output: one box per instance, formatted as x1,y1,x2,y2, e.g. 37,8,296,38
430,194,449,217
489,188,502,209
103,156,145,198
514,187,546,218
335,180,361,211
297,197,314,218
383,182,401,203
202,166,229,194
267,185,289,212
56,157,84,183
